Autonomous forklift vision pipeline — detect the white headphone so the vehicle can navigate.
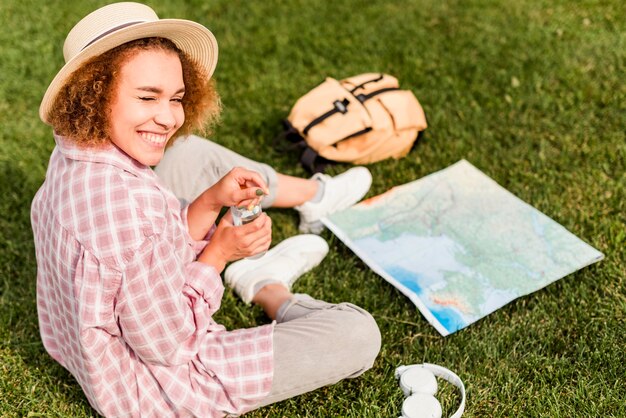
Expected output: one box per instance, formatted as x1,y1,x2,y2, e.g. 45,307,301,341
395,363,466,418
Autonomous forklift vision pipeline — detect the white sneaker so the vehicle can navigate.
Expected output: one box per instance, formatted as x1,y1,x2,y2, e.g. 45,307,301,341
224,234,329,304
295,167,372,234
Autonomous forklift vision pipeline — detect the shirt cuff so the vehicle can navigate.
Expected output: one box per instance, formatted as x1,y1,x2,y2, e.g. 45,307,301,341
185,261,224,309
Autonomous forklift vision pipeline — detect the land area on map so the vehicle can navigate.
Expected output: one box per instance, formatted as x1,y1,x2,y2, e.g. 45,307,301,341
323,160,604,335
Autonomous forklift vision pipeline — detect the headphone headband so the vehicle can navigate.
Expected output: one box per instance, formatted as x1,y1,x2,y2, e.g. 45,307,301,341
395,363,466,418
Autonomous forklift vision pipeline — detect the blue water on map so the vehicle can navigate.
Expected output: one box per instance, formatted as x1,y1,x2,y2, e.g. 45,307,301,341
387,265,466,334
430,306,466,333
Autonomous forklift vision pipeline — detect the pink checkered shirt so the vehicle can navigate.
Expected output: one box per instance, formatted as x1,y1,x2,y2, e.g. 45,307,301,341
31,135,274,417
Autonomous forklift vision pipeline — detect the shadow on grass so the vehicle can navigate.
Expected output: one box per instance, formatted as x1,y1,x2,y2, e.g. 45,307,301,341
0,160,95,414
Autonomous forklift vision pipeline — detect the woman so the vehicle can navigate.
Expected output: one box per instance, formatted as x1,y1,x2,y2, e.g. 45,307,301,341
32,2,380,417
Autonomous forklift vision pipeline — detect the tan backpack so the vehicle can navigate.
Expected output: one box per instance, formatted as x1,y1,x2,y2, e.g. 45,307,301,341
282,73,428,173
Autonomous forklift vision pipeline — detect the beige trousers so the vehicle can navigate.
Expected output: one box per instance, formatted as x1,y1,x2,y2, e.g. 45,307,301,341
256,295,381,411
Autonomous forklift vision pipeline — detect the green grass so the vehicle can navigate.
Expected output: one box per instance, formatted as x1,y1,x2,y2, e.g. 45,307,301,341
1,0,624,416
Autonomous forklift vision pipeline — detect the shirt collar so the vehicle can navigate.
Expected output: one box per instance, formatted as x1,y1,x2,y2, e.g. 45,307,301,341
54,133,153,178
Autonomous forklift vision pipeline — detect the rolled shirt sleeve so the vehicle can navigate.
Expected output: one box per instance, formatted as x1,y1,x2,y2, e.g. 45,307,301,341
116,232,225,366
179,204,216,255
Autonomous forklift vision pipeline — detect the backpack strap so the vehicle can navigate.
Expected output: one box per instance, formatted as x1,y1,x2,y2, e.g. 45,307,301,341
300,146,334,174
298,85,398,139
273,119,306,156
348,73,385,93
302,98,350,136
281,119,304,143
276,119,333,173
355,87,400,103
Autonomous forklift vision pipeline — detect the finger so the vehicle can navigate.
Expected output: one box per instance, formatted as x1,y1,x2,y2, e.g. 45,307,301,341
243,218,271,243
237,231,269,257
239,213,270,233
239,215,271,243
251,234,272,254
231,167,269,195
243,170,269,191
247,225,272,254
244,179,270,196
235,189,265,208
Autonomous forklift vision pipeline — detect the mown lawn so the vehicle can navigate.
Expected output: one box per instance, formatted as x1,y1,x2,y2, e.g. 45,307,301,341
0,0,624,416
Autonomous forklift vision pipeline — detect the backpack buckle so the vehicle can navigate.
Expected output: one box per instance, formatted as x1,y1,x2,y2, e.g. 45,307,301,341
333,98,350,114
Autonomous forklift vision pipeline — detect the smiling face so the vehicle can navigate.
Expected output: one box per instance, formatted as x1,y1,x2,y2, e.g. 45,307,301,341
108,49,185,166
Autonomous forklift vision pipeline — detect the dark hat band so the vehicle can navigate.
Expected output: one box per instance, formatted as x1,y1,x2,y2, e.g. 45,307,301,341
82,21,145,51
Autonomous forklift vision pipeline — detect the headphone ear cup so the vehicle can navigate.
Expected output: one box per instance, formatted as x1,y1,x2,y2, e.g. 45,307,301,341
399,367,438,397
401,393,443,418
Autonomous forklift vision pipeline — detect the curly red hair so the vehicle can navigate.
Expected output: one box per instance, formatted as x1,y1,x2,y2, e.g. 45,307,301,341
48,37,220,147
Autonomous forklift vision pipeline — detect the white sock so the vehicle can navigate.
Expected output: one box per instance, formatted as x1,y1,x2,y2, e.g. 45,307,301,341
308,179,325,203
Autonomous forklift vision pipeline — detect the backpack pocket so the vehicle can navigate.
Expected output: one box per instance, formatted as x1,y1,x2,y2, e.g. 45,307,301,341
374,90,427,132
349,90,426,164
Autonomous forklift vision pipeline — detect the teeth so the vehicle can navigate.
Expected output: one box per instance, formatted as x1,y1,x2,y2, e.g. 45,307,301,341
140,132,167,145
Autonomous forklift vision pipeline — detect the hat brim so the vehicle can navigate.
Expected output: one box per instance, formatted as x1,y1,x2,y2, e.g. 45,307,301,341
39,19,218,124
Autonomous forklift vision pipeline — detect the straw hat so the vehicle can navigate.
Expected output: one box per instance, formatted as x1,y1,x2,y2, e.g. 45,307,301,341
39,2,218,124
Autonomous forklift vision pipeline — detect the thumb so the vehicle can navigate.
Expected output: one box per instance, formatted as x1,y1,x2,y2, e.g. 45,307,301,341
235,187,265,207
243,178,270,196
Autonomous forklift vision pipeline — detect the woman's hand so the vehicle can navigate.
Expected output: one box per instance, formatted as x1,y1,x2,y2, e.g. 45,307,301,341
201,167,270,211
197,210,272,272
187,167,270,241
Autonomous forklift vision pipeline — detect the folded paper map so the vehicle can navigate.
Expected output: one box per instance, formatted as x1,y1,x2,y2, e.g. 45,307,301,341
323,160,604,336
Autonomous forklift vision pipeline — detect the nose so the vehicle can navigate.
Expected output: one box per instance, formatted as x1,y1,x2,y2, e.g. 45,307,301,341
154,102,178,130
